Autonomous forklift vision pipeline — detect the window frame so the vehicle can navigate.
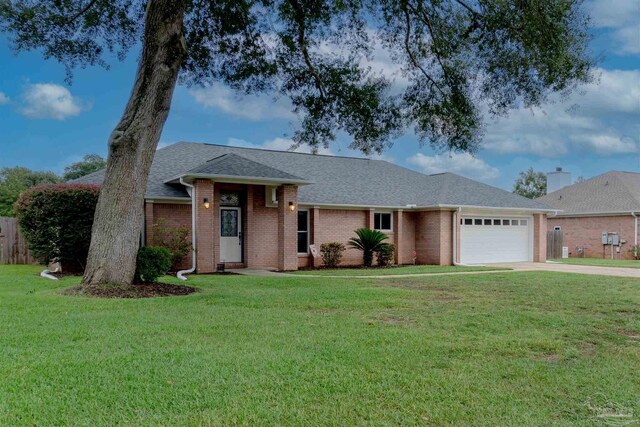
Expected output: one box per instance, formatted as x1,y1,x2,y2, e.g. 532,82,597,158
297,209,310,255
374,212,393,232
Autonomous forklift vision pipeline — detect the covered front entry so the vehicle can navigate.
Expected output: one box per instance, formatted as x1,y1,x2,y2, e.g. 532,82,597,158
460,215,533,264
220,207,242,263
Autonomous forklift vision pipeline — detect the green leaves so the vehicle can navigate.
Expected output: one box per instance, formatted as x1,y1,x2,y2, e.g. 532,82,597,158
63,154,107,181
0,167,61,217
13,183,100,271
1,0,594,154
513,167,547,199
348,228,389,267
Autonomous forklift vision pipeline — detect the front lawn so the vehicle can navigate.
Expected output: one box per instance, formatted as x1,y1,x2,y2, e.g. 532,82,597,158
292,264,509,276
0,265,638,425
551,257,640,268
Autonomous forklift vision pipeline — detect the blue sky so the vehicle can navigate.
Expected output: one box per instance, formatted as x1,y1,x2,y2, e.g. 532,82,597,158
0,0,638,190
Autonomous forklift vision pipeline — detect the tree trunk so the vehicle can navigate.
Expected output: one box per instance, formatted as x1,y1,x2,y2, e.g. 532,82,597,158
82,0,187,287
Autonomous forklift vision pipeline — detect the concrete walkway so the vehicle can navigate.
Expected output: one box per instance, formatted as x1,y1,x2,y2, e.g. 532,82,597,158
489,262,640,278
229,262,640,279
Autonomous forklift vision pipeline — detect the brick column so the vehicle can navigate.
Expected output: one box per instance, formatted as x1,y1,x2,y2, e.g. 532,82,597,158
213,184,221,265
244,185,255,267
310,206,321,267
533,213,547,263
394,210,403,264
144,202,154,246
278,185,298,271
195,180,215,273
366,208,375,229
454,211,461,264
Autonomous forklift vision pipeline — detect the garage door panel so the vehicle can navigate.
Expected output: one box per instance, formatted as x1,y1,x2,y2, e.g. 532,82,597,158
460,216,531,264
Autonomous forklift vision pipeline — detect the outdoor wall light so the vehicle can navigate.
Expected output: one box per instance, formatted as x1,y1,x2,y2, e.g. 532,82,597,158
203,198,210,209
288,201,296,211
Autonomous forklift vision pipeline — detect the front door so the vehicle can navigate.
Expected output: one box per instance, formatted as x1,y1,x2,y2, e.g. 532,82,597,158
220,207,242,263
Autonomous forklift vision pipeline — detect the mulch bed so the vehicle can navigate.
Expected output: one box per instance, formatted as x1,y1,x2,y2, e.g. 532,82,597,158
61,282,198,299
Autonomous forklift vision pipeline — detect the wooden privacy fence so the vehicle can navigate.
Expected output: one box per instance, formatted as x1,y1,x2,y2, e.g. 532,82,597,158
546,229,563,259
0,217,35,264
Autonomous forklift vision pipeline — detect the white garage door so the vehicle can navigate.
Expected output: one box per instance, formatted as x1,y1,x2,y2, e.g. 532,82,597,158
460,216,532,264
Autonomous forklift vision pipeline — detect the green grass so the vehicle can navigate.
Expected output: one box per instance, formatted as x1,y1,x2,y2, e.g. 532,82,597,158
551,257,640,268
1,265,639,426
292,264,509,276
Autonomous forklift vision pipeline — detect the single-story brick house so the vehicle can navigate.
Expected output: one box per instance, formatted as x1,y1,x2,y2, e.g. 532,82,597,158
537,171,640,260
77,142,552,272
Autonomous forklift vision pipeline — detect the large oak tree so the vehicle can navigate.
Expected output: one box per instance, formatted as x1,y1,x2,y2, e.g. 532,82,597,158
1,0,593,287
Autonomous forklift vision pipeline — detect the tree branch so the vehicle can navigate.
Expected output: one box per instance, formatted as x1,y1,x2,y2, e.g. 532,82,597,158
411,1,451,85
65,0,98,25
287,0,326,99
400,2,444,96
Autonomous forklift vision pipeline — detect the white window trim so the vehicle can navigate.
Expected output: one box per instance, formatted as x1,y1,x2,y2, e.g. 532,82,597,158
374,212,393,232
265,186,279,207
297,209,310,255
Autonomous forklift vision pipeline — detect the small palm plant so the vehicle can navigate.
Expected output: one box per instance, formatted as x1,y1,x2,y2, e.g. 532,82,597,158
348,228,388,267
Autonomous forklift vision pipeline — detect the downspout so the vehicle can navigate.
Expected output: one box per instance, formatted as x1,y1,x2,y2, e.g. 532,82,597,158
177,177,196,280
452,207,466,266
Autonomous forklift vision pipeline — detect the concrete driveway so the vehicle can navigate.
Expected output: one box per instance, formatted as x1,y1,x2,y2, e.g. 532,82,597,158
488,262,640,278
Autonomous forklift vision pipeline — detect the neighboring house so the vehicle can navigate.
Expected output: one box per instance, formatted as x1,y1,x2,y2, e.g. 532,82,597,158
76,142,550,271
537,171,640,260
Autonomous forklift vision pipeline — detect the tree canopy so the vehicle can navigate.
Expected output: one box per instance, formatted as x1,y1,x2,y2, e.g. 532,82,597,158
63,154,107,181
513,167,547,199
1,0,593,155
1,0,595,287
0,167,61,216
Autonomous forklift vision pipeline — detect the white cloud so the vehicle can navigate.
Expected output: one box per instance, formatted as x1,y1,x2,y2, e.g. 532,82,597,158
407,152,500,181
483,68,640,157
587,0,640,55
0,92,9,105
189,83,294,121
20,83,86,119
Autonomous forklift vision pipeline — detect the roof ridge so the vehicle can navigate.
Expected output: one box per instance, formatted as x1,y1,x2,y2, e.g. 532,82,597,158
175,140,388,162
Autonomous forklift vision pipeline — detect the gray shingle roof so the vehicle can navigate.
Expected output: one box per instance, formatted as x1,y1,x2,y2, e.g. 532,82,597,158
168,153,308,183
537,171,640,215
74,141,550,210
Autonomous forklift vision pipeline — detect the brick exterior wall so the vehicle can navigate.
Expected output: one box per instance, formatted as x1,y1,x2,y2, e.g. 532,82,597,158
547,215,639,259
144,202,193,270
415,210,453,265
403,211,417,264
532,213,547,263
278,185,298,271
195,180,216,273
313,208,368,266
248,185,279,268
145,186,550,272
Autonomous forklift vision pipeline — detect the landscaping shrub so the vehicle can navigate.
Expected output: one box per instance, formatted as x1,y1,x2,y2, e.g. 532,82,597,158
136,246,172,283
151,217,192,270
320,242,346,268
348,228,388,267
14,183,99,272
631,245,640,260
376,243,395,267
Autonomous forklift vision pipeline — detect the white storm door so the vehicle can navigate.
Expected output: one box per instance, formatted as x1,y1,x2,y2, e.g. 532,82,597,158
220,207,242,263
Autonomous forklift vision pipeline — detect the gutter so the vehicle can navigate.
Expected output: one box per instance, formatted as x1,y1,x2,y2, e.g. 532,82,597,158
176,177,196,281
165,173,311,186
